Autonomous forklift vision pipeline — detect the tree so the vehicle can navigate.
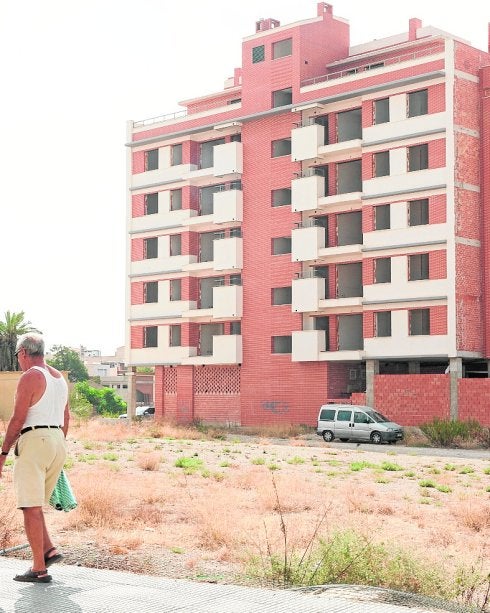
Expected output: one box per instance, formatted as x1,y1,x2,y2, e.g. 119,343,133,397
0,311,40,371
47,345,89,382
73,381,126,417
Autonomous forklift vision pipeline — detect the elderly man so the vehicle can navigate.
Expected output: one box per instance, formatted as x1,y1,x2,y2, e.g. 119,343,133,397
0,333,70,583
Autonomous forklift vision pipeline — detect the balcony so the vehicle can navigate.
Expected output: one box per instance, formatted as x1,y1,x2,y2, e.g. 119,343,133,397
184,285,243,320
214,188,243,223
130,209,196,234
292,330,364,362
130,254,197,277
185,142,243,185
214,236,243,271
292,277,325,312
292,225,325,262
317,243,363,263
363,167,446,200
364,310,449,358
131,164,191,190
317,191,362,212
291,174,324,212
130,300,196,320
363,112,446,147
130,345,197,365
182,334,242,365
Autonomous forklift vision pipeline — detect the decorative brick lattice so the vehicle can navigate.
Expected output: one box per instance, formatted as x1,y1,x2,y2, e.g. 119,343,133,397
194,366,240,394
164,368,177,394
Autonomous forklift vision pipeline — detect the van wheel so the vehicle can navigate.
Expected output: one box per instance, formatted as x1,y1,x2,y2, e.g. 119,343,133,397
322,430,334,443
370,431,382,445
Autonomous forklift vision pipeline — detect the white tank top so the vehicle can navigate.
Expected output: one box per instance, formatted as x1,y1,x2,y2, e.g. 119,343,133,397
22,366,68,428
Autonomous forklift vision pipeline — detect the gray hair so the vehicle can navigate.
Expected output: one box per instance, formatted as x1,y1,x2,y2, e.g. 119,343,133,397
16,333,45,357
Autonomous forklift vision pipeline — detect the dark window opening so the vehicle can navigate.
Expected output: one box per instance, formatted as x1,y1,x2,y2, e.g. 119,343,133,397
272,87,292,108
408,89,428,117
144,237,158,259
409,253,429,281
144,193,158,215
376,311,392,337
272,335,292,354
145,149,158,171
171,144,182,166
409,199,429,226
144,326,158,348
374,151,390,177
408,143,428,172
252,45,265,63
375,258,391,283
410,309,430,335
375,204,390,230
374,98,389,124
144,281,158,303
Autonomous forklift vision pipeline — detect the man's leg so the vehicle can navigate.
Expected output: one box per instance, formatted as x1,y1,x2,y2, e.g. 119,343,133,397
41,512,60,561
22,507,48,573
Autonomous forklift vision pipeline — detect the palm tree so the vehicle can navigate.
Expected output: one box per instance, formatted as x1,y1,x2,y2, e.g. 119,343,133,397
0,311,40,371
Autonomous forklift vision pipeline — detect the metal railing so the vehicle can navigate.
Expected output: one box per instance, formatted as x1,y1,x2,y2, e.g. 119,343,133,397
301,42,444,88
133,109,188,128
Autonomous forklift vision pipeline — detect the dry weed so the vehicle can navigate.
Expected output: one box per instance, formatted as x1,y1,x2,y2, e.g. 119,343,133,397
452,501,490,532
136,452,161,471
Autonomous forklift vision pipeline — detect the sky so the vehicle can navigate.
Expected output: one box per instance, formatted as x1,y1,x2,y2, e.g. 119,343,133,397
0,0,488,355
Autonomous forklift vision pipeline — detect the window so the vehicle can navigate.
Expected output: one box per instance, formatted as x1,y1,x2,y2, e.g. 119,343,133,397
230,227,242,238
337,410,352,422
410,309,430,335
170,279,182,301
376,311,392,337
145,149,158,171
409,254,429,280
228,100,242,107
200,276,224,309
230,274,242,286
272,287,292,305
272,87,292,108
375,204,390,230
408,144,428,172
273,38,292,59
271,138,291,158
169,325,181,347
144,237,158,259
367,62,384,70
144,326,158,348
144,193,158,215
272,237,291,255
375,258,391,283
337,211,362,246
230,133,242,141
409,199,429,226
200,138,225,169
408,89,428,117
337,159,362,193
144,281,158,303
272,188,291,207
170,189,182,211
171,144,182,166
199,232,215,262
374,151,390,177
230,321,241,335
272,335,292,354
337,108,362,141
199,184,223,215
374,98,389,124
315,316,329,351
320,408,335,420
170,234,181,256
252,44,265,63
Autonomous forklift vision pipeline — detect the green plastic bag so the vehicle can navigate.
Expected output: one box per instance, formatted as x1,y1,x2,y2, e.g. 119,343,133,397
49,469,77,512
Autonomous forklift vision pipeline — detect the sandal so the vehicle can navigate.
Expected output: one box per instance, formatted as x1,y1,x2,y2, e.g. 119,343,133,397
13,569,52,583
44,547,63,567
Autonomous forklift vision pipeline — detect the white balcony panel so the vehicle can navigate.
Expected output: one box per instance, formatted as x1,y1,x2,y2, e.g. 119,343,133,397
213,285,243,318
131,209,195,234
129,345,197,366
213,142,243,176
363,223,447,251
292,278,324,312
291,124,324,161
363,278,448,303
364,311,449,358
319,297,363,310
130,300,195,320
187,213,214,230
317,244,363,263
131,164,192,190
317,192,362,211
182,260,214,273
182,307,213,319
185,166,215,185
214,237,243,271
317,139,362,162
214,189,243,223
319,350,364,361
182,335,242,365
363,168,447,199
292,330,325,361
292,226,325,262
130,255,197,276
363,112,446,146
292,175,324,212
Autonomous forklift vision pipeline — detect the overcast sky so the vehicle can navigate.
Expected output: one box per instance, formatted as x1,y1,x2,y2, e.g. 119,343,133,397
0,0,488,355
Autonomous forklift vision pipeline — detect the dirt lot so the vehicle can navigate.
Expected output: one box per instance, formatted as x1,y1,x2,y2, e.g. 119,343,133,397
1,420,489,594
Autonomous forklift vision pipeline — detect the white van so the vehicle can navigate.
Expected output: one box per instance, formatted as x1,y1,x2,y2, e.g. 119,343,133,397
316,404,404,444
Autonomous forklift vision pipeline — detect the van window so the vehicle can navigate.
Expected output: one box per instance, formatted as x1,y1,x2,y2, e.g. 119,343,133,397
337,410,352,421
320,408,335,420
354,412,370,424
365,409,389,423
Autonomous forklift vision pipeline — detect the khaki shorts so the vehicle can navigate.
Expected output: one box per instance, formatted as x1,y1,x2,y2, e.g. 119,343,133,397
13,428,66,509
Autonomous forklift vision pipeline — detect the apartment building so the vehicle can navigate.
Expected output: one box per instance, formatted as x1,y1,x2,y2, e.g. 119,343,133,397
126,3,490,426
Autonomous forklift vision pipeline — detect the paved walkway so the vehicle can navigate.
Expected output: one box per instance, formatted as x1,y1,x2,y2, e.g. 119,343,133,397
0,558,465,613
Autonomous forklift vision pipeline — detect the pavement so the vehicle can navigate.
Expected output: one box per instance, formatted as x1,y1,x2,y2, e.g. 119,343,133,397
0,557,469,613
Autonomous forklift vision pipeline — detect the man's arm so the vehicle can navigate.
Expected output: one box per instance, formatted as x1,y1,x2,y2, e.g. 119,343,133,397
62,401,70,438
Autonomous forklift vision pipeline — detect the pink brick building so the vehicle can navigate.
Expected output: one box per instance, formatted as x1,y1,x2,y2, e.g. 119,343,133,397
126,4,490,427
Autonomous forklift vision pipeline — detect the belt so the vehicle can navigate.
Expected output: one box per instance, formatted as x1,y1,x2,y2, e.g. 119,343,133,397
20,425,61,436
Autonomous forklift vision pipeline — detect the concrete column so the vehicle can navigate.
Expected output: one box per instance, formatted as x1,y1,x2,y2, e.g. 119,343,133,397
408,362,420,374
449,357,462,420
127,367,137,420
365,359,379,407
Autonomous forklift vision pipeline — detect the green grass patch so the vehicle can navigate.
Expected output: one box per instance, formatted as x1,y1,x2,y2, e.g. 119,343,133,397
459,466,474,474
350,461,377,472
287,456,305,465
419,479,436,488
435,484,452,493
251,457,266,465
174,456,204,474
102,452,118,462
381,461,404,472
444,464,456,471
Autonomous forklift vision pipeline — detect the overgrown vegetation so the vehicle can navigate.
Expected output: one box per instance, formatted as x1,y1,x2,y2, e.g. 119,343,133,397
73,381,126,417
420,418,486,447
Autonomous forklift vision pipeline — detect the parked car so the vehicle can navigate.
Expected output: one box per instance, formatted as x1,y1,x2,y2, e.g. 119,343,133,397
316,404,404,444
119,406,155,419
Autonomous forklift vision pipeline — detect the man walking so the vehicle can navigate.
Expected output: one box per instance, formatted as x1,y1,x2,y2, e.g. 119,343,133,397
0,333,69,583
